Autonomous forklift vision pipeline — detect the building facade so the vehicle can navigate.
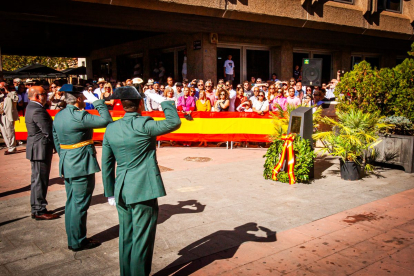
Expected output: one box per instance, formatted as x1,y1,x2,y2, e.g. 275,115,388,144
0,0,413,84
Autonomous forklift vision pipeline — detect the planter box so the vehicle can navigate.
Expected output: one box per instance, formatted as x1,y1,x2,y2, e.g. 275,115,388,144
375,134,414,173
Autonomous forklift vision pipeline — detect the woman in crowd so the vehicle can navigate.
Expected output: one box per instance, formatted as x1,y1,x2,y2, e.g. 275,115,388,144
177,87,195,114
267,84,277,110
190,87,198,101
252,91,269,116
305,86,313,98
164,87,176,102
160,84,165,95
177,87,195,147
205,81,216,109
101,83,115,110
196,90,211,112
196,81,204,93
234,85,247,111
272,87,287,111
48,85,66,110
83,85,99,110
196,90,210,147
214,89,230,112
286,87,301,108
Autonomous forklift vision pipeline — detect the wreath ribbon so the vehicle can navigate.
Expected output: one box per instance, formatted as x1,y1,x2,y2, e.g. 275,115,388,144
271,133,296,185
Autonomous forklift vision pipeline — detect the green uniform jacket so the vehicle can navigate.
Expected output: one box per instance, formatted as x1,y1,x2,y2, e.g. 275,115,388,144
102,101,181,204
53,100,113,178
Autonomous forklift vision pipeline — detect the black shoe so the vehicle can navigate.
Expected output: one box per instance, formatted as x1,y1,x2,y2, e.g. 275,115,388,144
69,238,101,252
31,210,54,219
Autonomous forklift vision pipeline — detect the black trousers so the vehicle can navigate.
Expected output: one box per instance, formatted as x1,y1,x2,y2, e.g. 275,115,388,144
30,156,52,215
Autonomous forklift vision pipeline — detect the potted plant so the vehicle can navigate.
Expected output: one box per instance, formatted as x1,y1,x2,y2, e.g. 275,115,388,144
313,108,388,180
374,116,414,173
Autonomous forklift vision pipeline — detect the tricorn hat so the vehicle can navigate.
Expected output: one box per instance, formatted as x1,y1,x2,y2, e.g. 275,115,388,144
111,86,143,100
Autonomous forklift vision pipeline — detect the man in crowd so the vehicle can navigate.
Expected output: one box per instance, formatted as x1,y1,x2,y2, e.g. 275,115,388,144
25,86,58,220
94,78,106,98
102,87,181,276
1,85,19,155
225,80,237,112
13,78,21,91
175,82,183,98
295,81,304,100
53,84,113,251
223,54,235,81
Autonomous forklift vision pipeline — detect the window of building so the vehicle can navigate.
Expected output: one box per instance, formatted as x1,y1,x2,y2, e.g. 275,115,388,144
351,55,381,69
331,0,353,4
378,0,402,13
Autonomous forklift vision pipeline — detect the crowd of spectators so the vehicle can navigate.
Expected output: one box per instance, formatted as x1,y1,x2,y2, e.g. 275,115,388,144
0,69,341,151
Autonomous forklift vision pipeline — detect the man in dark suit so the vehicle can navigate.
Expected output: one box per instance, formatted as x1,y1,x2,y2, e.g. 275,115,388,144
25,86,59,220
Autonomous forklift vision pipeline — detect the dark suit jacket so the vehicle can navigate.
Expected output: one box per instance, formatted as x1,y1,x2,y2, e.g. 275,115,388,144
25,101,54,161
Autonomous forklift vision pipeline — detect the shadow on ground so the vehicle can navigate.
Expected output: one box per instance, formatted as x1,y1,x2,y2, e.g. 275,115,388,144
78,200,206,244
153,223,276,276
0,177,64,198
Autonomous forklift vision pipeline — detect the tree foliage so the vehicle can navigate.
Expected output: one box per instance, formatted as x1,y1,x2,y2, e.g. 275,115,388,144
334,58,414,122
1,55,76,71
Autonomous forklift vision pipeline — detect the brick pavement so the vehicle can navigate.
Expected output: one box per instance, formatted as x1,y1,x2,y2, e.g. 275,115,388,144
0,144,413,276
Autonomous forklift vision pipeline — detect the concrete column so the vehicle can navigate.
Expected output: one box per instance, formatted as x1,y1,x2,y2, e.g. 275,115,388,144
111,55,117,80
280,41,293,80
86,57,93,79
271,47,281,79
186,33,203,80
0,47,3,81
382,53,397,68
202,33,217,83
143,49,151,81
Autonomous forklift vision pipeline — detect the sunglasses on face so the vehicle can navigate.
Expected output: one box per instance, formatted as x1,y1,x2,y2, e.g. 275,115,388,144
277,91,282,93
259,94,265,97
220,93,226,96
206,85,212,88
198,84,203,86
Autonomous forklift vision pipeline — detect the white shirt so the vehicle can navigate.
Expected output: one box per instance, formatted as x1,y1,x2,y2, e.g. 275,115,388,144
325,88,335,99
249,95,258,104
228,89,237,112
94,87,103,99
223,60,235,75
253,100,269,112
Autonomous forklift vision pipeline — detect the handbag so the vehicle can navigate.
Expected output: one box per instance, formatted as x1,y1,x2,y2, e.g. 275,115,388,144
184,113,194,121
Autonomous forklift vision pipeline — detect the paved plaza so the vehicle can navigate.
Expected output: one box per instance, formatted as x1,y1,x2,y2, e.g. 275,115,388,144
1,144,414,275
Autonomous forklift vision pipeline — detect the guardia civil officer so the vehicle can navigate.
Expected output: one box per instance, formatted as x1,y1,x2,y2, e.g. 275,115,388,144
53,84,113,252
101,86,181,276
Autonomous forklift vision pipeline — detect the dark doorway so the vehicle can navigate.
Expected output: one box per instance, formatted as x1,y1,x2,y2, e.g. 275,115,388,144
177,49,186,82
217,48,240,85
293,52,309,79
313,54,332,84
117,54,143,81
160,52,175,81
246,49,270,82
92,59,112,79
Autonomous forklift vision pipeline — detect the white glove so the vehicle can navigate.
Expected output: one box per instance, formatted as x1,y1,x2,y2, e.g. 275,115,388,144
146,92,165,104
108,197,116,206
85,92,99,103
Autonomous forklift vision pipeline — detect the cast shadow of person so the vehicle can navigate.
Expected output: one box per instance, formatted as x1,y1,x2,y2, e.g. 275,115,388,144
90,200,206,243
153,222,276,276
158,200,206,224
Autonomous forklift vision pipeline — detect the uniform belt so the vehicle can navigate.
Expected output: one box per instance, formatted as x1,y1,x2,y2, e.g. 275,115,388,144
60,139,94,150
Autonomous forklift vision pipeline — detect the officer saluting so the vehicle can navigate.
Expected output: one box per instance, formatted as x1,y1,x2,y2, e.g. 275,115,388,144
101,86,181,276
53,84,113,251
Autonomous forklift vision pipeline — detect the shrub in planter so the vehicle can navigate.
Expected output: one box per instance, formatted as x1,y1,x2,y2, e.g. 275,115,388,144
374,116,414,173
313,108,389,180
